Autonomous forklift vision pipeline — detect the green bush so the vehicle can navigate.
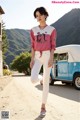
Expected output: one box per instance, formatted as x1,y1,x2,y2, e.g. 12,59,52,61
10,52,31,75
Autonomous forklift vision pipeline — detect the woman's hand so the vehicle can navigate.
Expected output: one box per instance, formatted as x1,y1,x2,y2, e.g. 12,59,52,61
48,56,53,67
30,59,34,69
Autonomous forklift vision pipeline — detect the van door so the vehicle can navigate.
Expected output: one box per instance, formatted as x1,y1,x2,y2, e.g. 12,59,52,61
56,53,69,80
51,54,58,78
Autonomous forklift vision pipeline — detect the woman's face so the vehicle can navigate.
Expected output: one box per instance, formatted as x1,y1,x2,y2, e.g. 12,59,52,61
35,11,46,23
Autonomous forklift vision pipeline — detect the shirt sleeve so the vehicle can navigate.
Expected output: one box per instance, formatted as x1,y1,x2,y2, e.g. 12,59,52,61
30,29,35,49
50,28,57,50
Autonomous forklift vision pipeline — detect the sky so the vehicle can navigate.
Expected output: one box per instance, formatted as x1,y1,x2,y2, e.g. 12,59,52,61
0,0,80,29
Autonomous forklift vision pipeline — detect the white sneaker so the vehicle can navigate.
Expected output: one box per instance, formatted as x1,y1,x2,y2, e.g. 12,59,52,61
39,108,46,118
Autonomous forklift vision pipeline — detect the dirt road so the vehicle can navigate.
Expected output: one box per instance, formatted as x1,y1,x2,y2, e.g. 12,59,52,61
0,73,80,120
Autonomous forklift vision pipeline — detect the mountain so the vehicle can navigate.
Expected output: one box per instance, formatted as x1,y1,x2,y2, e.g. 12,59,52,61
51,8,80,46
5,8,80,65
5,29,31,65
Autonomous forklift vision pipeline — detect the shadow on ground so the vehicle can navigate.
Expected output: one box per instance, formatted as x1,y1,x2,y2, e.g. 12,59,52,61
35,82,80,102
12,72,30,77
34,115,45,120
12,74,27,77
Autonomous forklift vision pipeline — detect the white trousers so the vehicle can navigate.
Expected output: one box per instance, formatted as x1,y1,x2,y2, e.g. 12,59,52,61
31,51,51,104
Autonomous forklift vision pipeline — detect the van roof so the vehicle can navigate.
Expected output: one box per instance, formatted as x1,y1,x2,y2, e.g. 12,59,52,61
54,44,80,62
54,44,80,54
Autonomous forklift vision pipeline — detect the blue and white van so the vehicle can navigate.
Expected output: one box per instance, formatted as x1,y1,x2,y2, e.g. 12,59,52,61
50,44,80,90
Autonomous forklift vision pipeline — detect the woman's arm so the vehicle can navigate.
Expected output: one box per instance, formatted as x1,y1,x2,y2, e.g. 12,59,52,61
30,29,35,68
48,49,54,67
48,29,57,67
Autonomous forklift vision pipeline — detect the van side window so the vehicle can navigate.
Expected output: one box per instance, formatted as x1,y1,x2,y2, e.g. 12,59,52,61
58,53,68,61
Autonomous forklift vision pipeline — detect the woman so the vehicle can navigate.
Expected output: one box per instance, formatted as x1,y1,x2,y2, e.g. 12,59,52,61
30,7,57,117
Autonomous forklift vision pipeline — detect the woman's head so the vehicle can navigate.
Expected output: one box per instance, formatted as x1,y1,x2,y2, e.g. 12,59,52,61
34,7,49,22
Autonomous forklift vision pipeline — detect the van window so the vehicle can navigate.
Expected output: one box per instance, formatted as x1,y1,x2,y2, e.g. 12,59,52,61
58,53,68,61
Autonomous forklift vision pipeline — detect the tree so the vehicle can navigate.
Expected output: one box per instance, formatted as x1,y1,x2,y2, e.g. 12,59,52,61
2,22,8,63
10,52,31,75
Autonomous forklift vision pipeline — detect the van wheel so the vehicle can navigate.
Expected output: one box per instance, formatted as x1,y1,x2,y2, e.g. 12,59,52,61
73,74,80,90
49,76,54,86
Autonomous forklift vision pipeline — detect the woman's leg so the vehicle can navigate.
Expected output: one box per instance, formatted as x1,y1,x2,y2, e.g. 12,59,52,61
31,59,42,84
40,58,51,116
42,54,51,105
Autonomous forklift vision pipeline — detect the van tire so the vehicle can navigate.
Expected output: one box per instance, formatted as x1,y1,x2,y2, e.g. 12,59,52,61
73,74,80,90
49,75,54,86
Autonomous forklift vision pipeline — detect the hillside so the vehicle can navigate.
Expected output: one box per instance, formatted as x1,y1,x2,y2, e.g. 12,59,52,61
5,29,30,65
51,8,80,46
5,8,80,65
